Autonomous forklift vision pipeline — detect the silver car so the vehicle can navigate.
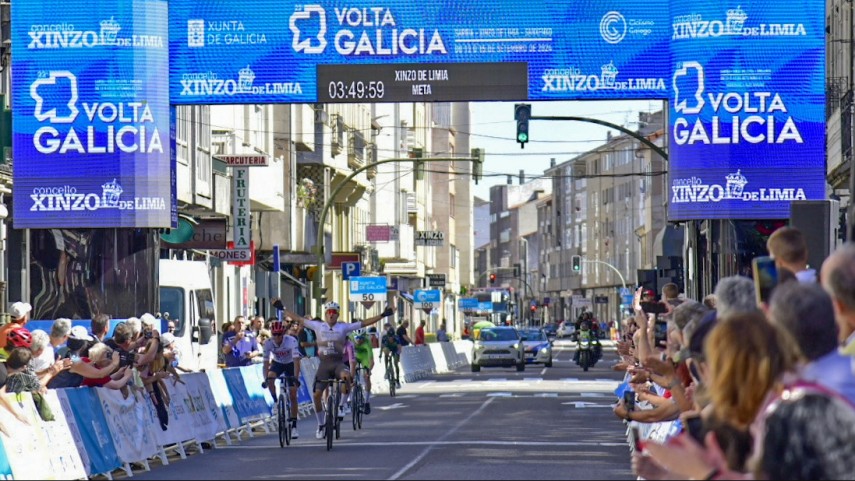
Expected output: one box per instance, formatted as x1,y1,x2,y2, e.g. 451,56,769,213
471,327,525,372
520,328,553,367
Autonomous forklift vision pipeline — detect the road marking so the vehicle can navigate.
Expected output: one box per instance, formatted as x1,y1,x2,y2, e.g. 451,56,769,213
561,378,580,382
563,401,614,408
540,368,547,376
439,393,466,398
523,378,543,383
417,381,435,389
377,403,407,411
534,393,558,398
229,440,629,450
388,397,496,481
486,392,513,397
486,378,508,382
581,393,611,398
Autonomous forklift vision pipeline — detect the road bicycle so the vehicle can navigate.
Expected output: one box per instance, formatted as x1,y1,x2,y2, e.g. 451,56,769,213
320,378,346,451
384,352,399,398
351,365,367,431
276,374,298,448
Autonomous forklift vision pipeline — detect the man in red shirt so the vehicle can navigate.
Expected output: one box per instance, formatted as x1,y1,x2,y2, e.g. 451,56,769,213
415,320,426,346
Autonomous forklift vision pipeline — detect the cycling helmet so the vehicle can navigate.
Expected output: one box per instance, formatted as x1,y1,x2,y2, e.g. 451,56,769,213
270,321,286,335
324,302,341,313
7,327,33,349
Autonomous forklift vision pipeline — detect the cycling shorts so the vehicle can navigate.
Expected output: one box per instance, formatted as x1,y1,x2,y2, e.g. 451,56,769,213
314,358,349,392
267,361,299,384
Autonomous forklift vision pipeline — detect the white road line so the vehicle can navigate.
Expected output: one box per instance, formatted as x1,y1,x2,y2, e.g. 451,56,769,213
486,378,508,382
540,368,547,376
387,397,496,481
417,381,436,389
486,392,513,397
228,440,628,449
523,378,543,383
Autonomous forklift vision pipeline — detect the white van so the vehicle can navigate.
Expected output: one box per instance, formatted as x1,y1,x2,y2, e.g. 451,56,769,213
159,259,219,372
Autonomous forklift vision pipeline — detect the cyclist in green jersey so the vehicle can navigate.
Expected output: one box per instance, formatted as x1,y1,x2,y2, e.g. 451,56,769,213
350,329,375,414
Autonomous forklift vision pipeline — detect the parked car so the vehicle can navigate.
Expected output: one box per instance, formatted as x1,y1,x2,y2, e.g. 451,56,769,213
519,328,553,367
557,321,576,339
543,323,558,339
471,327,525,372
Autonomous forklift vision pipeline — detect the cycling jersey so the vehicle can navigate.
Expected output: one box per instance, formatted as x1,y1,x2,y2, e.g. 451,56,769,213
304,320,362,361
382,329,400,355
263,335,301,365
353,339,373,369
343,340,356,366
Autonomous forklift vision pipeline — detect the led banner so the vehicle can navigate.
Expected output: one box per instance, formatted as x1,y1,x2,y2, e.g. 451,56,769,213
668,2,826,220
12,0,172,228
168,0,671,104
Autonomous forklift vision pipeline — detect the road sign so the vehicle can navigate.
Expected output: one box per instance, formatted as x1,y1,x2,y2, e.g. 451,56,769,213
414,289,441,310
342,262,361,280
619,287,633,297
349,276,388,303
622,294,635,306
458,298,478,310
329,252,360,269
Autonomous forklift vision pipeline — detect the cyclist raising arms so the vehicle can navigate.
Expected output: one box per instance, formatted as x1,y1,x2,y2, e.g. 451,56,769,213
279,300,395,440
262,320,302,439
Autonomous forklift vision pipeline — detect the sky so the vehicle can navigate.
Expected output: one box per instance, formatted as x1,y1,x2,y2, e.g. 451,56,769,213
468,100,665,200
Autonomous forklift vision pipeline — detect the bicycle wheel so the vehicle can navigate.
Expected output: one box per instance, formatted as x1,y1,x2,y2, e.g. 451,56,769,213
356,388,364,430
325,390,335,451
284,387,292,446
351,387,359,431
334,383,342,440
278,394,286,448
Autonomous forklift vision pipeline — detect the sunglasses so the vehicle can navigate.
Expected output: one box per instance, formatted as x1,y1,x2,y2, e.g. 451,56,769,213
326,310,339,315
273,333,284,337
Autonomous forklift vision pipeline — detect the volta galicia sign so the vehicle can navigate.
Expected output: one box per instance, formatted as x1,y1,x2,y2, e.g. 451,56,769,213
11,0,825,228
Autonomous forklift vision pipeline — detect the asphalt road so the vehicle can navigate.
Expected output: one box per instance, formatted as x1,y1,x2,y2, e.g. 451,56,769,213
131,340,632,480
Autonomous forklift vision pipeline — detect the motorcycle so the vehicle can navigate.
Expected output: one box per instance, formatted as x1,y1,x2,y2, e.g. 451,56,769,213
578,338,593,372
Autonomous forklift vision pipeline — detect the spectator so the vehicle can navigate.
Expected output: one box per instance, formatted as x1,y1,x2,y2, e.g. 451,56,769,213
161,333,192,374
0,302,32,350
28,330,69,386
43,318,71,364
415,320,426,345
138,333,172,431
0,326,34,360
251,316,264,337
81,343,134,390
397,320,413,347
705,311,799,429
767,226,816,284
713,276,758,320
436,322,450,342
48,326,119,389
821,243,855,357
662,282,683,309
257,328,271,346
702,295,717,310
91,313,110,342
222,316,260,367
768,282,855,405
126,317,142,343
297,320,317,358
3,348,54,421
166,320,176,335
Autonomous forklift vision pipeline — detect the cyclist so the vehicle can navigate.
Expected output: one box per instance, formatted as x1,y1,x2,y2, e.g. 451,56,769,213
381,322,402,389
281,300,395,440
341,335,356,417
350,328,375,414
262,320,302,439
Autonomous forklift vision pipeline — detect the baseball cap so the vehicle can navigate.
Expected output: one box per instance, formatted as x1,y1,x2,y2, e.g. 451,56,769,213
10,302,32,321
160,332,176,347
70,325,94,342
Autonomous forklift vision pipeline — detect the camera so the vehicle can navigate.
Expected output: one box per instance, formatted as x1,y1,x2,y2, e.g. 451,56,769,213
143,329,154,340
118,349,137,368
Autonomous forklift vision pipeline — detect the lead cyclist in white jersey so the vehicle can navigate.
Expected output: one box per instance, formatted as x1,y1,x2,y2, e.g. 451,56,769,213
262,320,302,438
279,299,395,440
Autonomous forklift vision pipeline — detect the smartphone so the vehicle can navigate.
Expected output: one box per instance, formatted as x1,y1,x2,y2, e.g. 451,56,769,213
641,301,668,316
630,426,643,451
684,415,705,443
654,320,668,347
624,391,636,412
752,256,778,306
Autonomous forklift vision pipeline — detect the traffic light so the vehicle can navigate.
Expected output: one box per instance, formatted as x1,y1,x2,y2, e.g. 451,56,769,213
489,273,497,285
471,148,484,185
530,304,537,313
411,147,425,180
514,104,531,148
572,255,582,273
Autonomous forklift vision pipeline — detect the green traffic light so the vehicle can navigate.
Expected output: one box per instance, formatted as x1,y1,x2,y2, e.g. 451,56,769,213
517,133,528,143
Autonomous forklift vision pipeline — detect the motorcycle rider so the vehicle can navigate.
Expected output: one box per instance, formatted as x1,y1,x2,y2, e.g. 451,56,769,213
574,318,596,366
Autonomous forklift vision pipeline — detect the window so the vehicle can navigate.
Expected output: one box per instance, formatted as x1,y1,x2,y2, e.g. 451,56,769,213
451,245,459,268
449,193,456,218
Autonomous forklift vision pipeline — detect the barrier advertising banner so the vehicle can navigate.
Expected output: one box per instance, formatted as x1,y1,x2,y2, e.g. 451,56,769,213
11,0,172,228
668,1,825,220
96,388,160,464
0,393,52,480
56,388,122,477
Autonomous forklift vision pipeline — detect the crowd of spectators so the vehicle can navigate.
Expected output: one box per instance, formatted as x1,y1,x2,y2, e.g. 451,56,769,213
615,228,855,480
0,308,190,434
